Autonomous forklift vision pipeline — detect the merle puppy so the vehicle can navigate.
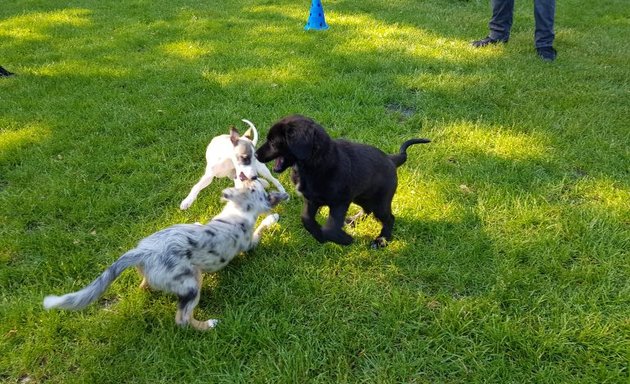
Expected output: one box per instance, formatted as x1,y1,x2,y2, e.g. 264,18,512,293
255,115,430,248
44,179,288,331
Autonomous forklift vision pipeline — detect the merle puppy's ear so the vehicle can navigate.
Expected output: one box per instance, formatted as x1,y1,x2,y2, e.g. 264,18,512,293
229,126,240,146
285,123,312,160
221,187,238,201
268,192,290,207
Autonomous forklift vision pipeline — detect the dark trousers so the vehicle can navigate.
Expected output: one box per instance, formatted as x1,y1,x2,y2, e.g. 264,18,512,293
488,0,555,48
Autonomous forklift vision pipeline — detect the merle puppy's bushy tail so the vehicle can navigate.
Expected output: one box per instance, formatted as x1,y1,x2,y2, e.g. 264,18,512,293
43,250,144,310
389,138,431,167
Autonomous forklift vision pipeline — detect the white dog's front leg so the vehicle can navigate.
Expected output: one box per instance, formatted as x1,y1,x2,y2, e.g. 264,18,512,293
180,173,215,210
248,214,279,250
256,164,288,198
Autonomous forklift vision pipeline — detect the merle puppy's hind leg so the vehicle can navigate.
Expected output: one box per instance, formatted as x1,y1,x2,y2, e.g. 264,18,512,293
322,203,354,245
136,266,150,290
174,271,217,331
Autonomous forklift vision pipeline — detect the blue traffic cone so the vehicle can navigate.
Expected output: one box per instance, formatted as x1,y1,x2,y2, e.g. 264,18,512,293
304,0,329,31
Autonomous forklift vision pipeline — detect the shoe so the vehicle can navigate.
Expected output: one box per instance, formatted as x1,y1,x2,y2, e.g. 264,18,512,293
537,47,557,61
0,66,15,77
471,36,508,48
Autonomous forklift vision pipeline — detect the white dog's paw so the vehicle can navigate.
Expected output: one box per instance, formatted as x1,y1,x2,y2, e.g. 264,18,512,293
207,319,219,329
180,198,193,210
261,214,279,227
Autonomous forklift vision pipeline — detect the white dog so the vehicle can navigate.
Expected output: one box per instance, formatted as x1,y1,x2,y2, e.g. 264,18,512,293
44,179,289,331
180,119,287,210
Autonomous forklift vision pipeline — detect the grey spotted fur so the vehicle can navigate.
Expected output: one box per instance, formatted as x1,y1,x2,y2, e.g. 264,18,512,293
44,180,288,331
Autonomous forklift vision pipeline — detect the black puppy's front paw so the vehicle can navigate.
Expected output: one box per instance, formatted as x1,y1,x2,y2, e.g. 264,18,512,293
323,229,354,246
370,237,389,249
336,234,354,246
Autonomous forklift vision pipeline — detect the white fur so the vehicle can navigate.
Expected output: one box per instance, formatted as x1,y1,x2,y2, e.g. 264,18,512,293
43,296,63,309
180,119,287,210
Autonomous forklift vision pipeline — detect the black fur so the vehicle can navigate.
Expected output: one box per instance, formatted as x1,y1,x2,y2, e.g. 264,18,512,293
255,115,430,248
187,237,198,247
177,287,199,310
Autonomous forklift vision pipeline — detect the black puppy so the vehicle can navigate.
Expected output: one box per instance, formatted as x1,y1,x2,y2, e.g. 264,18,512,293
255,115,430,248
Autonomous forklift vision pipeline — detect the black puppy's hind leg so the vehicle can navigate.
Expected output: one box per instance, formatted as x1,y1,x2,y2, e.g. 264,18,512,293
322,203,354,246
371,204,395,249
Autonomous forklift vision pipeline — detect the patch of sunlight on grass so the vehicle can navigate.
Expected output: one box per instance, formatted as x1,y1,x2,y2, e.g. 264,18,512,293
395,179,462,220
580,177,630,215
161,40,215,59
0,124,50,152
331,13,501,62
0,8,91,41
33,61,131,78
446,121,550,162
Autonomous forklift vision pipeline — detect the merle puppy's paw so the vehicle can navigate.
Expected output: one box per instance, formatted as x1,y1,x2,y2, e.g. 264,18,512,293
261,214,279,227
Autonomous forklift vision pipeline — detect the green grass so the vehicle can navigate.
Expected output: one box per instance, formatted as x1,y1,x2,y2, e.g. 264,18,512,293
1,0,628,382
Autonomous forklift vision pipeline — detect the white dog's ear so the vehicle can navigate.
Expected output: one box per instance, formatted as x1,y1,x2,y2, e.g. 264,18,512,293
229,126,240,146
243,127,254,141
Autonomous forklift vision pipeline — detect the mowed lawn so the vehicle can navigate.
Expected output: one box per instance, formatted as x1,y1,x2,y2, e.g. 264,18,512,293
0,0,628,382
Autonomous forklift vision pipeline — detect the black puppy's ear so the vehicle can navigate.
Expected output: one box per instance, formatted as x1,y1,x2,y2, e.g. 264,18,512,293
229,126,240,146
285,124,312,160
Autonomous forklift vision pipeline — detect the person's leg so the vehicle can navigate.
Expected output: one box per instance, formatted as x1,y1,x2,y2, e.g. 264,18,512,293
472,0,513,47
534,0,556,60
534,0,555,48
488,0,514,41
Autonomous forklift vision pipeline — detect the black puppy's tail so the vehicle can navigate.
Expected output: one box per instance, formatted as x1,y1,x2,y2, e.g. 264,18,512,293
389,139,431,167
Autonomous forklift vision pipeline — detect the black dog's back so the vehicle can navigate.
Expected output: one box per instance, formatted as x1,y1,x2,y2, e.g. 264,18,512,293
334,140,397,198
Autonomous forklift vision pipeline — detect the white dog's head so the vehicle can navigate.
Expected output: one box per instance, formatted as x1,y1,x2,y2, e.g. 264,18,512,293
229,121,258,182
